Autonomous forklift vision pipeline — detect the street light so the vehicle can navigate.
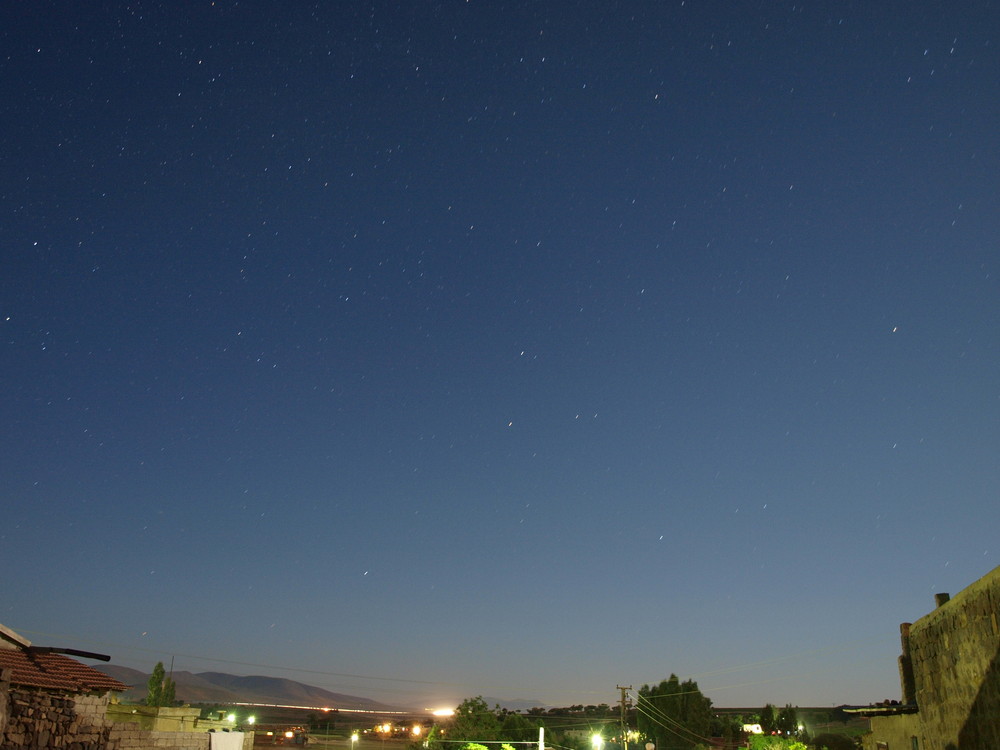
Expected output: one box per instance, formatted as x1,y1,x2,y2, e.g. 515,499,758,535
592,734,604,750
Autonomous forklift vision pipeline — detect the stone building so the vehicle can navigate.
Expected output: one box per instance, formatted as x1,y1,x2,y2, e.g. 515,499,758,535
0,622,129,749
0,623,250,750
855,564,1000,750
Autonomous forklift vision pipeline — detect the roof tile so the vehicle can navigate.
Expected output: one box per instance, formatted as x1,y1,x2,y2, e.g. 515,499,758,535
0,649,129,693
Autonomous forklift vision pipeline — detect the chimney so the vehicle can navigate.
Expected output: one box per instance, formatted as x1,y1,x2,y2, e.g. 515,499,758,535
934,593,950,608
898,622,915,704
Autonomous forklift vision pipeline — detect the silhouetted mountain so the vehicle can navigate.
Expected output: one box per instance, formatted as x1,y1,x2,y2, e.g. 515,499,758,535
482,696,548,712
94,665,395,710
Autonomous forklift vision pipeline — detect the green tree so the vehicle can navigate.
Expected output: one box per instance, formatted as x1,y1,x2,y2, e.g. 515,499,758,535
419,725,443,750
749,737,807,750
776,705,798,735
145,662,177,707
709,714,742,746
759,704,777,735
449,696,501,745
810,733,854,750
500,711,537,742
637,675,713,750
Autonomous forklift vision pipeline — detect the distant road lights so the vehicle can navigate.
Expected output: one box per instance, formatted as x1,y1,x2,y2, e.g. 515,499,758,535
351,732,360,748
226,714,236,724
592,734,604,750
247,716,255,726
412,725,422,737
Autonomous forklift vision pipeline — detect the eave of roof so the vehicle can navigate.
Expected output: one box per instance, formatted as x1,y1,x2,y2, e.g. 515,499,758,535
0,648,129,693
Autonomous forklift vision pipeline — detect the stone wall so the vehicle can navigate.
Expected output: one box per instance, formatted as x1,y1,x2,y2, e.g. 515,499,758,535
908,566,1000,750
0,684,252,750
0,670,9,737
864,564,1000,750
107,723,206,750
1,688,111,749
107,724,249,750
862,713,920,750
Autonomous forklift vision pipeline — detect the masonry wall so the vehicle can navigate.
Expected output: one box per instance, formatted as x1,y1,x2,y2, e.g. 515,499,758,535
107,724,250,750
862,713,920,750
866,565,1000,750
0,685,252,750
0,673,8,738
908,566,1000,750
0,688,111,749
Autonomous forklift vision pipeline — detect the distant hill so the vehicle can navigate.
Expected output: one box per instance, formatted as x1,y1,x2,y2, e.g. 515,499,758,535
94,665,396,710
482,696,548,712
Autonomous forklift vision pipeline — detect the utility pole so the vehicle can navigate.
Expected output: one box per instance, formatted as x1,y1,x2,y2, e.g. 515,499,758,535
617,685,632,750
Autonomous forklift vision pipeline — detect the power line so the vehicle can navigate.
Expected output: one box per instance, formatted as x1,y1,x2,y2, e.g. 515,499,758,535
632,691,716,747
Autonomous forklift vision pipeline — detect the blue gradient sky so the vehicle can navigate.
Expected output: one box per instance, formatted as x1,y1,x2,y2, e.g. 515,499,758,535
2,1,998,710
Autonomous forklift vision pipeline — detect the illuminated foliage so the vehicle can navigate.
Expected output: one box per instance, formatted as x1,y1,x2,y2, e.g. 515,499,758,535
144,662,176,707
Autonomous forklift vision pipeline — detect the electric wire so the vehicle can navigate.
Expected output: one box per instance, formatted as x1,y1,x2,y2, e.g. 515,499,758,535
12,624,886,708
631,691,717,747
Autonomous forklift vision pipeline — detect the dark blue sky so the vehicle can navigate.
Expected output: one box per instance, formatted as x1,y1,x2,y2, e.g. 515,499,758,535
3,1,998,709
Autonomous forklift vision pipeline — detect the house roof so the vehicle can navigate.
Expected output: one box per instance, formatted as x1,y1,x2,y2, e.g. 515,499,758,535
0,624,130,693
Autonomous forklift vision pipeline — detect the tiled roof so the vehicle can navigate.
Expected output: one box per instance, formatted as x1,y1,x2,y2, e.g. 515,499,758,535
0,648,130,693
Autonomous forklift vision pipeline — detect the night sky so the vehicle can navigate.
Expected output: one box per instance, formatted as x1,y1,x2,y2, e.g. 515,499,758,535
3,1,999,711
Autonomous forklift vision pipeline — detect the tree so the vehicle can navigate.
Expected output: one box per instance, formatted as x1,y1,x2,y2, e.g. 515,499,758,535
637,675,713,750
748,737,807,750
776,705,798,735
759,704,777,735
500,711,537,742
810,734,854,750
145,661,177,707
449,696,501,745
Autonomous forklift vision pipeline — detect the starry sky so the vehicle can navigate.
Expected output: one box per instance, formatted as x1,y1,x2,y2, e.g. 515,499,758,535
2,1,999,711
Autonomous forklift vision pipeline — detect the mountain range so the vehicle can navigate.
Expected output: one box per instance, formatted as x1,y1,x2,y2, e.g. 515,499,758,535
94,665,398,710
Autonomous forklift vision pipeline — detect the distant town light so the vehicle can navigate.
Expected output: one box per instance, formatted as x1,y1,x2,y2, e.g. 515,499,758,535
431,708,455,717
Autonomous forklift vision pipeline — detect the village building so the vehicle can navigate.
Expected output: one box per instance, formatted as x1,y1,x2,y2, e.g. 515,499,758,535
851,564,1000,750
0,623,249,750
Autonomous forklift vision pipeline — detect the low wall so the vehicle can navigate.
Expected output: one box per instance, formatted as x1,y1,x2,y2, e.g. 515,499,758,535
862,713,920,750
105,705,236,733
1,688,112,749
0,682,252,750
108,723,250,750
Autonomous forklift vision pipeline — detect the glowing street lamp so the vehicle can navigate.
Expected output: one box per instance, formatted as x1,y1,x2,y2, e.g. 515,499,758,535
592,734,604,750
